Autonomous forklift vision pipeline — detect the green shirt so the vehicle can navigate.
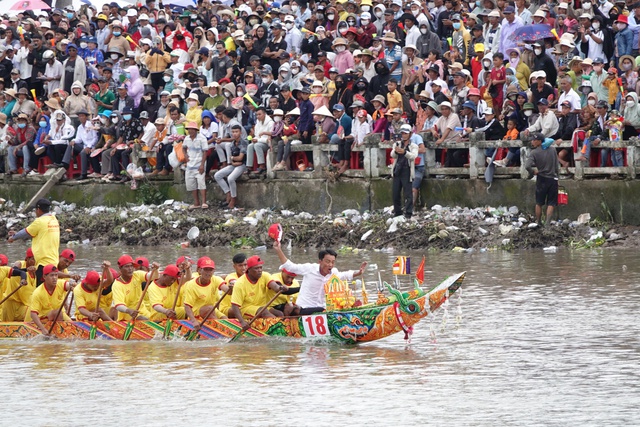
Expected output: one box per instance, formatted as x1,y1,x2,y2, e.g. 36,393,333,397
95,90,115,114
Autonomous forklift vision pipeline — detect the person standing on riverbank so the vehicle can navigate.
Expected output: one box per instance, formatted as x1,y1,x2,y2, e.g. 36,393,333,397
525,132,559,224
8,198,59,286
272,240,367,315
391,124,419,219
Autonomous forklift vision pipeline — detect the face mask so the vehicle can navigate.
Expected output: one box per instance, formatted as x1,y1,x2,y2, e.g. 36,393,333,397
583,2,591,8
593,65,602,72
250,18,259,25
274,116,282,122
123,114,132,121
375,11,383,18
362,5,370,11
80,42,88,49
524,110,533,117
223,91,231,97
622,63,632,71
335,45,346,53
66,13,74,19
339,28,347,35
356,83,366,90
483,61,491,69
280,72,288,78
453,22,461,30
361,19,370,25
237,90,245,97
112,117,119,124
150,18,155,24
336,81,345,88
534,48,542,55
588,99,596,106
113,31,121,37
626,99,635,108
39,121,47,127
18,123,26,129
327,14,335,20
195,34,202,39
412,9,420,16
111,54,119,60
421,28,428,34
592,22,600,30
291,68,300,75
188,101,197,108
263,77,271,84
286,23,294,30
291,5,299,11
163,75,171,82
100,116,108,124
313,87,322,93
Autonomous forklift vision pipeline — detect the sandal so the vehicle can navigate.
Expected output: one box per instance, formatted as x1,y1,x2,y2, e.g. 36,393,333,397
188,204,201,210
201,203,209,209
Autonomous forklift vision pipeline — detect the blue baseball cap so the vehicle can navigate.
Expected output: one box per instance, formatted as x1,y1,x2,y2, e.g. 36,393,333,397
537,98,549,106
67,43,78,50
462,101,477,112
332,103,345,111
99,110,113,118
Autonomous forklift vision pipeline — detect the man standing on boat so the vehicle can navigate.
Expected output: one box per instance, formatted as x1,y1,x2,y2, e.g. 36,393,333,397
7,198,60,287
272,241,367,315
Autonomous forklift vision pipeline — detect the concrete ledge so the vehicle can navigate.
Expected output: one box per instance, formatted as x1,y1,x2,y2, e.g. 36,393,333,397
1,175,638,224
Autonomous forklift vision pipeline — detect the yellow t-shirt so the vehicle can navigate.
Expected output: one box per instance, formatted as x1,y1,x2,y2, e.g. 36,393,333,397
26,280,70,321
268,272,300,307
220,272,241,315
386,90,403,112
99,286,113,312
4,262,36,305
147,279,184,320
26,214,60,267
73,283,101,320
112,270,151,321
182,276,225,318
230,272,273,316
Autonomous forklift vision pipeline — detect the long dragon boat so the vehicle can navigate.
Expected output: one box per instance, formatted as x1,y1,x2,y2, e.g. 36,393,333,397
0,272,465,344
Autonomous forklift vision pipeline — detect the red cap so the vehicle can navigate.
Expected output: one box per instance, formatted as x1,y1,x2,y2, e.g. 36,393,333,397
134,257,149,268
162,264,181,279
282,268,297,277
197,257,215,269
118,255,134,267
246,255,264,269
0,254,7,266
110,267,120,279
60,248,75,261
82,270,101,286
268,223,282,242
43,264,58,275
175,256,189,266
26,248,34,258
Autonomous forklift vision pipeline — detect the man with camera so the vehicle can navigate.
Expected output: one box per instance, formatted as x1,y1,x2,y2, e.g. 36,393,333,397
390,124,419,219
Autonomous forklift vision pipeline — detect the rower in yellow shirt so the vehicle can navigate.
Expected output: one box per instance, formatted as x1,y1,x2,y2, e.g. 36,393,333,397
183,257,226,327
27,264,75,336
7,198,60,286
220,253,248,316
73,262,114,321
56,249,81,282
134,257,150,272
112,255,158,321
1,249,36,321
269,269,301,317
229,255,287,329
148,264,186,321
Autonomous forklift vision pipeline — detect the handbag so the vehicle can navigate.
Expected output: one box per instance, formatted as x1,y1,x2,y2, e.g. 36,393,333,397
139,65,150,78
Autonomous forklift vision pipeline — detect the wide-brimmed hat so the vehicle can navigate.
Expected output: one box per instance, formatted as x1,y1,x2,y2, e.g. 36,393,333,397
332,37,348,47
381,32,398,43
438,101,452,112
187,93,200,103
427,101,439,112
313,105,333,117
185,121,199,130
372,94,386,105
3,88,17,98
619,55,635,66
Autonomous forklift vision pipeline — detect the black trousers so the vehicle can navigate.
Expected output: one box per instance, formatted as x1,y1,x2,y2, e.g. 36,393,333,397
393,167,413,217
300,307,325,315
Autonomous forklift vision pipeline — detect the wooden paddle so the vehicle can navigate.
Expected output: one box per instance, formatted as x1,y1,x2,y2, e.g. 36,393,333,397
89,280,106,340
186,287,232,341
162,281,184,340
0,280,27,307
122,280,152,341
228,290,282,343
48,286,74,336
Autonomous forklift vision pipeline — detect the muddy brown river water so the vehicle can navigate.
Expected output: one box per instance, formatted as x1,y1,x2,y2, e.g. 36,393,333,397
1,245,638,426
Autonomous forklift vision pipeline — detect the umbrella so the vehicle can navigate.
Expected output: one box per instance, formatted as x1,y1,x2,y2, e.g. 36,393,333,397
166,0,197,7
510,24,554,43
0,0,50,14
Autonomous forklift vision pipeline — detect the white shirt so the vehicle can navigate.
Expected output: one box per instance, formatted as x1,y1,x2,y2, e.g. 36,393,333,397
558,89,582,112
75,122,99,149
200,122,219,147
183,133,208,170
584,29,605,63
44,59,63,96
14,47,32,78
280,259,356,309
254,116,274,144
351,118,371,145
141,121,156,146
405,25,421,49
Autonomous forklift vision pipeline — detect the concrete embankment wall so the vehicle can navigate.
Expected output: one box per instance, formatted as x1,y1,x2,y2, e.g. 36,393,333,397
0,178,636,224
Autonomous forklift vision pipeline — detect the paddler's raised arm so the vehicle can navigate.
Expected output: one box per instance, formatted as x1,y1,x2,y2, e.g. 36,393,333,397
273,240,288,264
145,262,160,283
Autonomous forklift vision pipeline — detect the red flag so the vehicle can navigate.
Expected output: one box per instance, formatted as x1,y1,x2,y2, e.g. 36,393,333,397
416,255,425,285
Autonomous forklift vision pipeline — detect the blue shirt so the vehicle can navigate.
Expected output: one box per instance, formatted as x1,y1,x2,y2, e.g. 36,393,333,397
339,112,352,137
384,45,403,79
298,99,314,132
410,134,425,166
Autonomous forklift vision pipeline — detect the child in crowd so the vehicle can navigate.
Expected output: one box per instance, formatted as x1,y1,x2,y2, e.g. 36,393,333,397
494,118,520,167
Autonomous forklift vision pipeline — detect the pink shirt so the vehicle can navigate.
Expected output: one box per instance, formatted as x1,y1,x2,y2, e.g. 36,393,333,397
334,51,355,74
